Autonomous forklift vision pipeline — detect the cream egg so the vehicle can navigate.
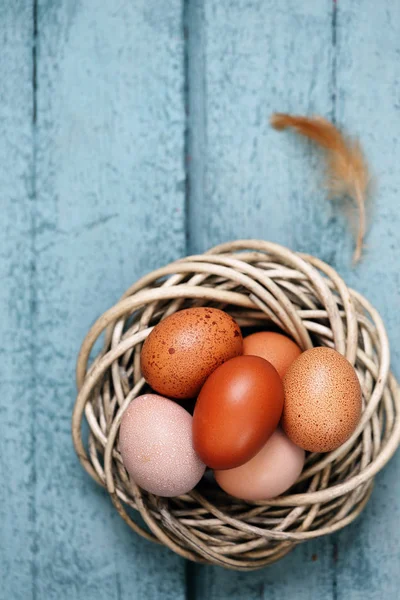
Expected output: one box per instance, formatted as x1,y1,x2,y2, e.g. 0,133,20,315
214,428,305,500
119,394,206,497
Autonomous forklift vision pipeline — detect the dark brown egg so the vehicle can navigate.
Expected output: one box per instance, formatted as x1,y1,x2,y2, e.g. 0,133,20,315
140,307,243,399
193,355,284,469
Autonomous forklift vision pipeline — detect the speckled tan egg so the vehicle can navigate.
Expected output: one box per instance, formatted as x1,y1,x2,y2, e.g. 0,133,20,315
119,394,206,497
282,347,362,453
140,307,243,399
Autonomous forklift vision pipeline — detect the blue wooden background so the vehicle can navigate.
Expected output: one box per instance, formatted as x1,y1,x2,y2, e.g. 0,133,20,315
1,1,399,598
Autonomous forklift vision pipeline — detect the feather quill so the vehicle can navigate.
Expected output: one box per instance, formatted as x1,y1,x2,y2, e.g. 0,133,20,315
270,113,369,262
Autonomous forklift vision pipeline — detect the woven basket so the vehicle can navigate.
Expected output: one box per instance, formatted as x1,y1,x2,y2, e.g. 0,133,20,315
72,240,400,570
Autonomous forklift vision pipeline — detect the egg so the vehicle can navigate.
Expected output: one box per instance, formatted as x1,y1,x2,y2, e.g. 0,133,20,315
119,394,206,497
214,429,305,500
193,355,284,469
243,331,302,378
282,347,362,452
141,307,243,399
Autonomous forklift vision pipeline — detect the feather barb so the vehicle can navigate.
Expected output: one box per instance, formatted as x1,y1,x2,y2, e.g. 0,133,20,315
271,113,369,263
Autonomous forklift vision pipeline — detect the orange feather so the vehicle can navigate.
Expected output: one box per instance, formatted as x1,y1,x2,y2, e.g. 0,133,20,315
271,113,369,263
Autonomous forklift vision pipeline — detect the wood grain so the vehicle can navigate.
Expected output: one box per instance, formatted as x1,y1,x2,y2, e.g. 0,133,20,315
187,0,338,261
191,539,336,600
332,2,400,598
0,3,35,599
19,1,186,599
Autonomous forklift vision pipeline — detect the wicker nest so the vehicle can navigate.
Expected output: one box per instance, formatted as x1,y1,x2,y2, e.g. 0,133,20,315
72,240,400,570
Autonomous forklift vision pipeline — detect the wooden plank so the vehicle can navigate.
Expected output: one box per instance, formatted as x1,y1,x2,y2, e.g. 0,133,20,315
187,0,337,596
192,539,336,599
34,2,186,599
187,0,341,263
331,2,400,598
188,0,400,597
0,3,35,599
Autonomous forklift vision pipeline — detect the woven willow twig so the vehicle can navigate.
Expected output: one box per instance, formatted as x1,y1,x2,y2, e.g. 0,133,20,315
72,240,400,570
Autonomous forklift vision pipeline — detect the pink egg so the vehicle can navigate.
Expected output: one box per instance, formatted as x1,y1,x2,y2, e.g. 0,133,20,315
119,394,206,497
214,429,305,500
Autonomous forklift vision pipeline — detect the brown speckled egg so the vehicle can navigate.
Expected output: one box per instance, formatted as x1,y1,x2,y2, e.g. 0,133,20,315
140,307,243,399
282,347,362,453
119,394,206,497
